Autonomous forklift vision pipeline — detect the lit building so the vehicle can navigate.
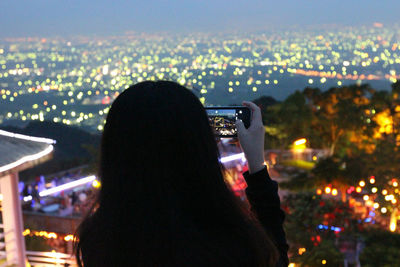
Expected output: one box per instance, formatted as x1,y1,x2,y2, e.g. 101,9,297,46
0,130,55,266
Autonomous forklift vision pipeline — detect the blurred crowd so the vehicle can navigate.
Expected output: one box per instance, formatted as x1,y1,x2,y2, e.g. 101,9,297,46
19,170,95,217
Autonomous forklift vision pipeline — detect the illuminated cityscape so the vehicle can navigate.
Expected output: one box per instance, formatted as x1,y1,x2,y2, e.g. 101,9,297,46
0,9,400,263
1,0,400,264
0,25,399,132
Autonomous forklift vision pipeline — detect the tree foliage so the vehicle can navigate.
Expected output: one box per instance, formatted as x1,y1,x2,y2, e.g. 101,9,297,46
257,91,312,149
303,84,376,156
255,82,400,266
359,229,400,267
264,82,400,192
283,193,361,267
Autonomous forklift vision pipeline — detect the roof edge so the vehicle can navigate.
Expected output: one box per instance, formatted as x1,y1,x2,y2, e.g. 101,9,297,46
0,145,54,176
0,129,56,145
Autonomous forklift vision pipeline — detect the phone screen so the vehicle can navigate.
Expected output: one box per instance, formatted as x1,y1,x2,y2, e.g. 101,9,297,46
205,107,250,137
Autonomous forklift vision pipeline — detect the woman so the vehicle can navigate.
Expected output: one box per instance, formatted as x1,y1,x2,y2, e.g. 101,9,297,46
75,81,289,266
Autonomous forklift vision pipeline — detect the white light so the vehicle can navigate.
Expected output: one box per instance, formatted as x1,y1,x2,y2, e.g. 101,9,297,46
0,129,55,144
23,196,32,202
39,175,96,197
0,145,54,173
220,153,245,163
294,138,307,146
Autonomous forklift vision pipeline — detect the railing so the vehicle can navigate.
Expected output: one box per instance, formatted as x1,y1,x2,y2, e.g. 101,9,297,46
0,223,6,266
0,223,77,267
0,250,77,267
26,251,77,267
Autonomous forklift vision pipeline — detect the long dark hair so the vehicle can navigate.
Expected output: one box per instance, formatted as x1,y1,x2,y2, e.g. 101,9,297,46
75,81,278,266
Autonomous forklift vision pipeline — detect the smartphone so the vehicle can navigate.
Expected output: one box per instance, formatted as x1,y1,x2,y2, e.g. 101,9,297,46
205,107,251,137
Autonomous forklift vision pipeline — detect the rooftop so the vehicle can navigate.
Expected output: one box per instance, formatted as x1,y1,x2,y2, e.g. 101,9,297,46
0,130,55,176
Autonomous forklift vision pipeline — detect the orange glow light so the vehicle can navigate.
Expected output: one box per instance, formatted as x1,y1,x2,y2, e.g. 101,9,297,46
332,189,338,196
294,138,307,146
298,247,306,255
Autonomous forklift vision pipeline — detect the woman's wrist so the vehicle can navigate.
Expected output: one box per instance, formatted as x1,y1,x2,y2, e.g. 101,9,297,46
247,157,266,174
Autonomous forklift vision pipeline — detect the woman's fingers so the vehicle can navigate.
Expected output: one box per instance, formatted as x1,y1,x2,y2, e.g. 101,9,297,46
236,102,266,174
235,119,246,137
242,101,262,127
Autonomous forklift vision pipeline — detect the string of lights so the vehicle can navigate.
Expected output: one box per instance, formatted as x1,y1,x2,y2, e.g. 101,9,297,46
23,229,75,242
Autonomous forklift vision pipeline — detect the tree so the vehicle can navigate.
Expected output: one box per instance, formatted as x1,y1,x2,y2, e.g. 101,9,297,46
370,81,400,146
260,91,312,149
281,156,364,202
359,229,400,267
252,95,285,149
283,193,361,267
303,84,375,156
252,95,278,108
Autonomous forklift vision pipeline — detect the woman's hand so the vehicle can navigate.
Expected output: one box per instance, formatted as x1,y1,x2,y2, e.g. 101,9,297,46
235,101,266,174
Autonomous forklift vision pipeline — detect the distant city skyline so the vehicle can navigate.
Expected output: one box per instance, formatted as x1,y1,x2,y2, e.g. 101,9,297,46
1,0,400,38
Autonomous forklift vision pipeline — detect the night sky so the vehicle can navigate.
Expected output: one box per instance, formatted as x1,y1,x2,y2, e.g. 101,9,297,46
1,0,400,37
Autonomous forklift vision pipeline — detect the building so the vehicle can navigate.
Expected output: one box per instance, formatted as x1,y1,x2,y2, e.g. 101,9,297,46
0,129,55,266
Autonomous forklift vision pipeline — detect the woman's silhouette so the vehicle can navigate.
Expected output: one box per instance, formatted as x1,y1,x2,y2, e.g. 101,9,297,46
75,81,289,266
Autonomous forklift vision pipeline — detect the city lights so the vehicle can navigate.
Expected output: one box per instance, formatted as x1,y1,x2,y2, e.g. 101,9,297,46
0,27,399,132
